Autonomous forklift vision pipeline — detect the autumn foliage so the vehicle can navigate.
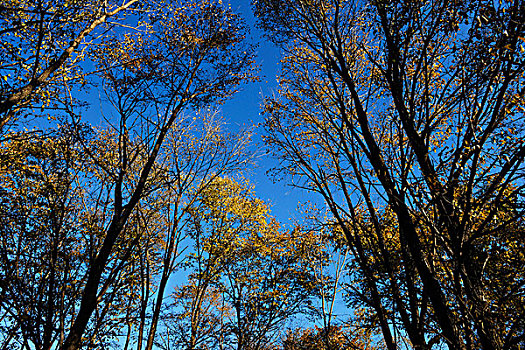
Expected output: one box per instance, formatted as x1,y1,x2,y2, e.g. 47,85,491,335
1,0,524,350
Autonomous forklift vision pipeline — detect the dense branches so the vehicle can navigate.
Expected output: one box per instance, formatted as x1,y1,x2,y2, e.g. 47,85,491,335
0,0,144,130
2,0,524,349
1,1,258,349
256,0,525,349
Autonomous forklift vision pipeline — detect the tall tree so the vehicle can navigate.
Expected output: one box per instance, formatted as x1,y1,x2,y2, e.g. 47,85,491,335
1,0,256,349
65,0,256,347
255,0,525,349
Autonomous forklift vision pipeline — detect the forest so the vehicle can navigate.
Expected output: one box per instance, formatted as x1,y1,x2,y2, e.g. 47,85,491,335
0,0,524,349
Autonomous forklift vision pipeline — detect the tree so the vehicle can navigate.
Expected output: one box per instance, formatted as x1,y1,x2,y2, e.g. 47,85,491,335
133,115,254,350
1,0,256,349
160,177,320,350
290,206,347,325
62,0,256,345
255,0,525,349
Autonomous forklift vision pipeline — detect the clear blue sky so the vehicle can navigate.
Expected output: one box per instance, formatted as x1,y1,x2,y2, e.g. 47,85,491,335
220,0,314,226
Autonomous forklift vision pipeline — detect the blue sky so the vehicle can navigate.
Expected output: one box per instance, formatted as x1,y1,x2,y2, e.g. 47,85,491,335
219,0,314,226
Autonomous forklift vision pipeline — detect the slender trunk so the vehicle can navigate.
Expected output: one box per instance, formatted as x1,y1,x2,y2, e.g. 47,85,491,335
144,268,170,350
136,246,150,350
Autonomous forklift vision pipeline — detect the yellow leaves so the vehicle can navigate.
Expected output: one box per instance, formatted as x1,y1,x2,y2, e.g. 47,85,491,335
197,176,270,227
190,175,318,284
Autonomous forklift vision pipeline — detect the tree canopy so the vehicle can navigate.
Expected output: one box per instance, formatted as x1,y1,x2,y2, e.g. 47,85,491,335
256,0,525,348
1,0,524,349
